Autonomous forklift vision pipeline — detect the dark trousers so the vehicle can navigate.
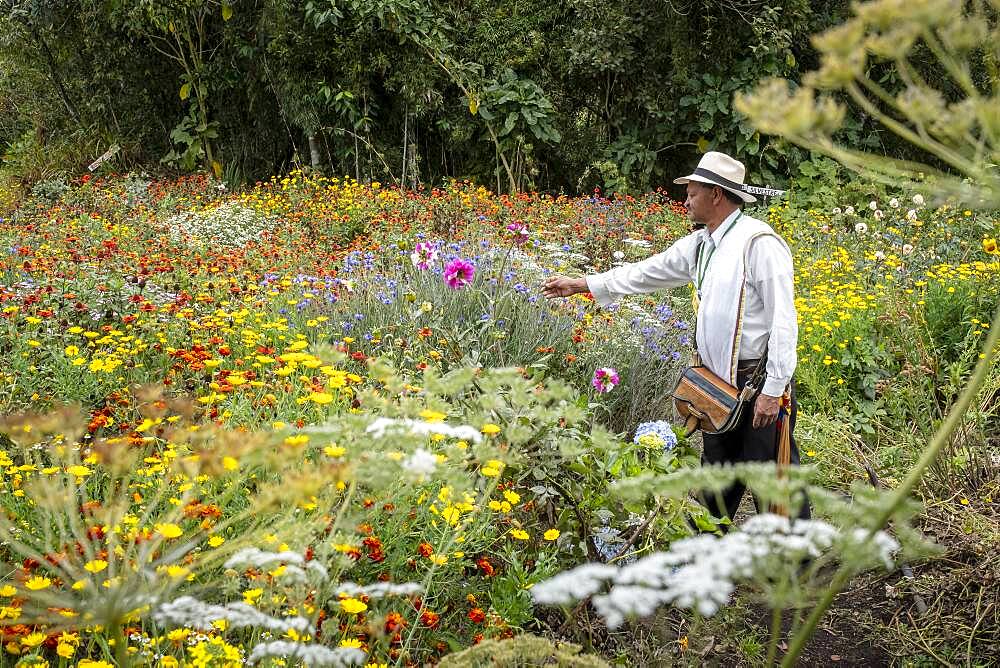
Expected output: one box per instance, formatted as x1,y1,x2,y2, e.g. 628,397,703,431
700,365,811,523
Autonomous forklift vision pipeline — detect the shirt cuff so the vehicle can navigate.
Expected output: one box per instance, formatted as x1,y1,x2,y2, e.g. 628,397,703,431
585,275,614,307
762,376,790,397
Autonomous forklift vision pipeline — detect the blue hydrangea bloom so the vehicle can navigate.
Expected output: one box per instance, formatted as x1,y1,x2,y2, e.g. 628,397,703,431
633,420,678,452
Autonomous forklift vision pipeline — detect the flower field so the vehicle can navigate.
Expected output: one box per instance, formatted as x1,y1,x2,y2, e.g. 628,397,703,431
1,172,998,666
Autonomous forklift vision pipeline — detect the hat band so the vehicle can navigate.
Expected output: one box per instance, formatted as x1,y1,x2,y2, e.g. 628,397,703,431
692,167,785,197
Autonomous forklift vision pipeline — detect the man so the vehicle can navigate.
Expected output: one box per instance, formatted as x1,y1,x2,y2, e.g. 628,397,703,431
542,151,809,522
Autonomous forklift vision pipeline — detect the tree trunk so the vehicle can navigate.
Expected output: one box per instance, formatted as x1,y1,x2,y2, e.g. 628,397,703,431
308,134,322,170
27,24,81,126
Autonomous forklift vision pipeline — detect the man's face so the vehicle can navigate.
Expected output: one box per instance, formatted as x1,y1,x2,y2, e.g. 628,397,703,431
684,182,715,224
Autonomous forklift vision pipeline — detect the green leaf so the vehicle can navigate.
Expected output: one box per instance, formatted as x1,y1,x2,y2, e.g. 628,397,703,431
222,3,233,21
179,83,191,101
503,112,518,135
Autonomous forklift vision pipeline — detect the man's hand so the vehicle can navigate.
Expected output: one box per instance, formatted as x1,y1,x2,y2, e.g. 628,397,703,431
542,276,588,299
752,393,781,429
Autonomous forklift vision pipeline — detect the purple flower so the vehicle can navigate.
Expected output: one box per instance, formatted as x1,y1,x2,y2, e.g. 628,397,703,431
591,367,620,393
411,241,439,270
443,258,476,290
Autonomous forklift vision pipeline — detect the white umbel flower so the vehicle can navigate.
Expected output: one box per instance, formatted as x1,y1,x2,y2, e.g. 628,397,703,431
225,548,306,569
402,447,437,475
336,581,422,598
154,596,311,633
366,417,483,444
224,548,328,582
530,563,618,605
533,514,898,628
248,641,366,666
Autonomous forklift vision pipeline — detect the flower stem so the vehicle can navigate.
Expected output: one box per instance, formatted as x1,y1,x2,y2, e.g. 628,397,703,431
781,302,1000,667
765,605,784,666
112,619,129,667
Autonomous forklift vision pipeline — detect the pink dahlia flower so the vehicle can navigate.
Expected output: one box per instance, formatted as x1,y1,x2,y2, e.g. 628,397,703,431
443,258,476,290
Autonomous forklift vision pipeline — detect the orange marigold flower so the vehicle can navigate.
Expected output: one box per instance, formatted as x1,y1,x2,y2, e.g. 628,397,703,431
384,611,407,634
476,557,495,577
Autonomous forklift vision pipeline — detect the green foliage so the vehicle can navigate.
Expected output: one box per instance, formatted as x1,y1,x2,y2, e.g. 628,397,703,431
478,68,560,145
163,110,220,171
2,0,882,191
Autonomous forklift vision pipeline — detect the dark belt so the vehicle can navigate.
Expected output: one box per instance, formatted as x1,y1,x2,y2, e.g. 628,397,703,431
737,358,762,371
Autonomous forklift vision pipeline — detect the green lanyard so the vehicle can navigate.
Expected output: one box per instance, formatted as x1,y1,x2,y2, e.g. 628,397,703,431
695,212,742,295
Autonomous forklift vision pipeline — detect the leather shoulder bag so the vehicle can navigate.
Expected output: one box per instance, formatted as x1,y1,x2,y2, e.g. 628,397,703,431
672,357,766,435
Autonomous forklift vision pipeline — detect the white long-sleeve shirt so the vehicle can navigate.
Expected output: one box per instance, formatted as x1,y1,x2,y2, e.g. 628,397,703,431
585,210,797,397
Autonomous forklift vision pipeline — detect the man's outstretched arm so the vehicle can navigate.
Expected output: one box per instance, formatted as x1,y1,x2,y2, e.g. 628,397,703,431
541,276,589,298
542,234,702,304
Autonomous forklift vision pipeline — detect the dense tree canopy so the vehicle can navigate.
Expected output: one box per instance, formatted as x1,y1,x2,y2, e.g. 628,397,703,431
3,0,875,192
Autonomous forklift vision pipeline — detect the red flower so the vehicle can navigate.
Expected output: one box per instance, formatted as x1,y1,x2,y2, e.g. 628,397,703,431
476,557,495,577
363,536,385,563
420,610,440,628
468,608,486,624
384,611,407,634
417,542,434,558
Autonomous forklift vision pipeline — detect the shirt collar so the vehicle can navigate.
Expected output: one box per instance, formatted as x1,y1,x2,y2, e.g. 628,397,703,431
706,209,742,247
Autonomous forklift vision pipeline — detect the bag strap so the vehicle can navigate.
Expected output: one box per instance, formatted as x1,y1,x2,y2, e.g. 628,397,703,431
743,345,769,392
